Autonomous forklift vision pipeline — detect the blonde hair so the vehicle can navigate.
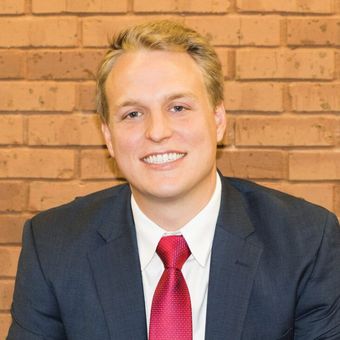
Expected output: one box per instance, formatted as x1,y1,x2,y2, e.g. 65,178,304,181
96,20,224,123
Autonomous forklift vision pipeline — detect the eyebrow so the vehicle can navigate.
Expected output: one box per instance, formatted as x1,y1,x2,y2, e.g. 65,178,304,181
166,92,198,102
115,92,198,109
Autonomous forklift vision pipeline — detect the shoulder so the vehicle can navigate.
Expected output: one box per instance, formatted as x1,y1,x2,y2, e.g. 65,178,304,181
224,176,331,222
29,183,131,244
220,177,340,281
221,176,338,245
33,182,129,222
22,183,132,278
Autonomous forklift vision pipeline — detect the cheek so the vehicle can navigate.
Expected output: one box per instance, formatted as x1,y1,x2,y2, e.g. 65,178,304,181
184,118,216,144
112,129,141,156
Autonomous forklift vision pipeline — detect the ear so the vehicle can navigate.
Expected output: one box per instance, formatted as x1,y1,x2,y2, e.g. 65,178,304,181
101,123,115,158
214,102,227,143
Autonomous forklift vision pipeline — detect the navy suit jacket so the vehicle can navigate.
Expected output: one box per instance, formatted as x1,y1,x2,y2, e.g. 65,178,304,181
7,177,340,339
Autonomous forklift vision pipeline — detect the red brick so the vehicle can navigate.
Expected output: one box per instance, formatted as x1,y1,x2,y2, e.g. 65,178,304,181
237,0,332,14
134,0,230,13
235,16,281,46
33,0,129,13
29,180,123,211
235,116,335,146
289,152,340,180
217,150,286,179
336,0,340,14
66,0,128,12
215,49,233,79
236,49,334,80
0,149,75,179
83,16,174,47
0,18,78,47
0,182,28,212
224,82,283,112
185,16,280,46
0,247,20,277
290,83,340,112
0,82,75,112
287,18,340,46
28,114,105,146
0,215,28,244
335,186,340,216
0,0,25,14
77,82,96,111
83,16,280,47
0,51,25,79
27,50,105,80
0,313,11,340
32,0,66,13
0,116,24,145
81,149,122,179
0,280,14,310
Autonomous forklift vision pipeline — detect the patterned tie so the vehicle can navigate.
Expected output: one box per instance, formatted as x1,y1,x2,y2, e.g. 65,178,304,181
149,235,192,340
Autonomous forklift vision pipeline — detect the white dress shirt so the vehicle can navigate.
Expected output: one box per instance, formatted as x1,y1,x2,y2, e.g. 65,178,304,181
132,175,222,340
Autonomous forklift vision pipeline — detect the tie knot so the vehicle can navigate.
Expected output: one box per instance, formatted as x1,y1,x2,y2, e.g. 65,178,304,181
156,235,191,270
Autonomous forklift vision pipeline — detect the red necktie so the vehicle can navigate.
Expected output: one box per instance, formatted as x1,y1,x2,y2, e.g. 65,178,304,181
149,235,192,340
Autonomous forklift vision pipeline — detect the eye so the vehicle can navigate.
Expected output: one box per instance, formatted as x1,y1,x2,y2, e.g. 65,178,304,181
125,111,142,119
170,105,187,113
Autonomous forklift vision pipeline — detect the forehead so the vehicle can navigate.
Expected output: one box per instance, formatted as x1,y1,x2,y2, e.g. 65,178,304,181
105,50,207,96
110,49,202,73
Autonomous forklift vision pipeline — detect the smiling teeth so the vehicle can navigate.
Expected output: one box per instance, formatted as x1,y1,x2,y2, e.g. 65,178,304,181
143,153,185,164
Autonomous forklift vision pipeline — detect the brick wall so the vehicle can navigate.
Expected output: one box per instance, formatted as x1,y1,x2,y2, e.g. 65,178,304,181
0,0,339,335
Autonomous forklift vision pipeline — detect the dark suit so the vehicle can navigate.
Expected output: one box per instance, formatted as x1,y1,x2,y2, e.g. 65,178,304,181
7,177,340,339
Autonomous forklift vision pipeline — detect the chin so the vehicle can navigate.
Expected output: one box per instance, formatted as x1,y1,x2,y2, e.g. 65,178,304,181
132,181,189,201
148,186,185,199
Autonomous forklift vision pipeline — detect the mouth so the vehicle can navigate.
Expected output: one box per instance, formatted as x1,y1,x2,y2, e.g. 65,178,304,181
142,152,186,165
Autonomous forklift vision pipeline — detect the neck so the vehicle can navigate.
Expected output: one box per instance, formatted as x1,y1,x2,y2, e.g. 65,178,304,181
131,174,217,231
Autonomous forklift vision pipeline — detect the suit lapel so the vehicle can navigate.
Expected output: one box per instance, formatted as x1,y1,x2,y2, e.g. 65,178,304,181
205,178,263,340
88,186,147,340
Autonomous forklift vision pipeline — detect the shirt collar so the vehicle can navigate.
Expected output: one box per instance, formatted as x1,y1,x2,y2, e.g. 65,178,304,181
132,174,222,270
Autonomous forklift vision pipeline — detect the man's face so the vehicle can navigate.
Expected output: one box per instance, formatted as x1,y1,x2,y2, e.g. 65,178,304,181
102,50,226,209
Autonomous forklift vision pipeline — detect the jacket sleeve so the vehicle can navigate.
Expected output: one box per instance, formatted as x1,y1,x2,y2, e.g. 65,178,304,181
294,212,340,339
7,220,66,340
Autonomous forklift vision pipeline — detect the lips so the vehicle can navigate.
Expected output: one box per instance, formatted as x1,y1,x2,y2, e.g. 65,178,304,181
143,152,185,165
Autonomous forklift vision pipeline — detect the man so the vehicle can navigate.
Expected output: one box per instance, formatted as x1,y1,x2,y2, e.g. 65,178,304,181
8,20,340,339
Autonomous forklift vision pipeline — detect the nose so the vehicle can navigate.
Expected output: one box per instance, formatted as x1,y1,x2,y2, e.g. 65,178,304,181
145,111,173,142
